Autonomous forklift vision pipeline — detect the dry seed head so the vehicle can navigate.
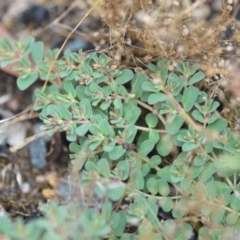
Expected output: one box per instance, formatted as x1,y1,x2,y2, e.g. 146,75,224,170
182,25,189,36
152,77,161,85
164,18,172,26
176,45,185,54
227,5,233,11
218,59,225,68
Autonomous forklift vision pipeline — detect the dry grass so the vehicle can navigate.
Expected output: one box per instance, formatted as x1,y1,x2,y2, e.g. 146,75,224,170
88,0,240,130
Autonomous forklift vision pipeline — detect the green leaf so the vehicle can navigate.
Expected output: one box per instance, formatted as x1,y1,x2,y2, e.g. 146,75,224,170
76,85,87,100
79,63,93,76
99,119,114,137
141,163,150,176
59,104,72,120
211,206,225,224
97,158,110,178
200,203,214,217
207,113,219,124
205,182,216,201
191,110,204,123
176,62,188,75
17,72,38,90
148,63,157,72
150,155,161,168
198,162,216,182
195,181,208,197
145,113,158,128
182,142,198,151
168,71,179,80
39,71,57,81
189,165,203,179
135,171,144,189
162,197,173,212
76,122,91,136
149,130,160,144
113,97,122,109
131,73,147,98
85,161,99,172
147,178,158,195
156,134,173,156
148,92,166,104
190,63,200,76
102,202,112,219
182,86,199,112
207,118,228,132
228,155,240,170
196,91,208,103
230,194,240,211
108,182,125,201
116,161,130,181
120,235,136,240
80,98,93,118
63,81,76,98
124,125,138,143
180,177,192,190
225,212,239,226
167,77,186,96
1,58,17,68
1,36,14,51
108,146,126,160
116,69,134,84
142,81,159,92
69,142,82,152
170,163,185,183
208,101,220,113
19,55,31,69
224,142,240,155
111,212,126,236
89,124,102,134
103,138,116,152
220,188,230,205
31,41,44,64
124,107,141,124
0,216,15,237
100,101,111,110
89,82,102,93
139,140,154,157
158,179,170,196
188,71,205,85
165,114,184,135
159,66,168,83
172,198,188,219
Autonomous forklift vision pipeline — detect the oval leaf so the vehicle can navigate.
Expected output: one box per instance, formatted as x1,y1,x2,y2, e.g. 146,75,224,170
182,86,199,112
116,69,134,84
17,72,38,90
108,146,126,160
139,140,155,157
156,134,173,156
188,71,205,85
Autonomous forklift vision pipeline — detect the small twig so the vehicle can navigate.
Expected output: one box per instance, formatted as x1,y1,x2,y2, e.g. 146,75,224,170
9,130,49,152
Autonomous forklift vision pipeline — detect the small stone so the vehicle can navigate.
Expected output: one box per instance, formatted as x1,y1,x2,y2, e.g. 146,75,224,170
29,137,47,169
53,38,95,52
20,5,49,26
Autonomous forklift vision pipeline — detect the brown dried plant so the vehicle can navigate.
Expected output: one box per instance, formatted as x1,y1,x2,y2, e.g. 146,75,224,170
88,0,240,129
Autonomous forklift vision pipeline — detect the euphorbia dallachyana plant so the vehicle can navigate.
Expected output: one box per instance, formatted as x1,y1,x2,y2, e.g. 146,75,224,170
0,36,240,240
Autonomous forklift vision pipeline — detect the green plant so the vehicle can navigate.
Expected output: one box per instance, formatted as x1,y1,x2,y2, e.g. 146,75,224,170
1,35,240,240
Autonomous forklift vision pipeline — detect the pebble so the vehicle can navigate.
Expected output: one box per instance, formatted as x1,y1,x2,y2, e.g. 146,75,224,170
29,136,47,169
53,38,95,52
29,124,47,169
20,5,49,26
